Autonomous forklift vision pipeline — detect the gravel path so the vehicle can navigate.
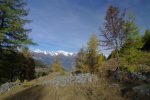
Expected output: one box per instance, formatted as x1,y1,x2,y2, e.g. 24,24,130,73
0,73,95,94
42,73,95,86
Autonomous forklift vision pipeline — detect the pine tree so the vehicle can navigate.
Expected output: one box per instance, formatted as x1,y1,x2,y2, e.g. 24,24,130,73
21,47,35,81
0,0,35,83
86,34,100,73
75,47,89,73
75,35,105,73
121,17,143,65
0,0,33,51
51,56,63,72
142,29,150,51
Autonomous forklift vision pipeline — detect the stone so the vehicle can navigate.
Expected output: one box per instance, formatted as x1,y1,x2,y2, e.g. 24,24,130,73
133,85,150,97
0,82,22,94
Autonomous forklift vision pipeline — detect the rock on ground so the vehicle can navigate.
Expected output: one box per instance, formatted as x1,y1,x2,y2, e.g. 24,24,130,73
0,82,21,94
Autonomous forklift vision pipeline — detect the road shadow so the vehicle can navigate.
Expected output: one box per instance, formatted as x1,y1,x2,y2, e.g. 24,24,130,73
4,85,45,100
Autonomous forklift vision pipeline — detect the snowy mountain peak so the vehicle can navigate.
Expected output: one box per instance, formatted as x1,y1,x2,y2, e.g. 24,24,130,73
32,49,74,56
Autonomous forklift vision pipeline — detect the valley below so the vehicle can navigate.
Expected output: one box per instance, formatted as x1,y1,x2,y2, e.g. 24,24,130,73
32,50,76,70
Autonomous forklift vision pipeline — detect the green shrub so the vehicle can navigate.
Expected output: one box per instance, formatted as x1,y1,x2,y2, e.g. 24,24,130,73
23,80,31,87
36,72,48,78
120,64,135,72
15,79,21,83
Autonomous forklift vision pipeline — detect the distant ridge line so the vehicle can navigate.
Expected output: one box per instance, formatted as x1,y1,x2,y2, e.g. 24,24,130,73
31,49,75,56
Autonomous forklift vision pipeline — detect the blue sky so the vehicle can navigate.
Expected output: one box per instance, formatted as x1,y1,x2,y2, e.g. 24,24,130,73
26,0,150,56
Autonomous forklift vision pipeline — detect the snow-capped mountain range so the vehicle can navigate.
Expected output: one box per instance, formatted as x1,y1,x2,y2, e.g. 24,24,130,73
31,49,76,70
33,49,75,56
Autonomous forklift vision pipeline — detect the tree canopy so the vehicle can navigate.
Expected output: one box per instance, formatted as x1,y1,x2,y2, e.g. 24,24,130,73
142,29,150,51
0,0,33,52
0,0,35,84
75,34,105,73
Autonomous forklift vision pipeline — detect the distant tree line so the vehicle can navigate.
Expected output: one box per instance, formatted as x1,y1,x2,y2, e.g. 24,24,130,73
0,0,35,84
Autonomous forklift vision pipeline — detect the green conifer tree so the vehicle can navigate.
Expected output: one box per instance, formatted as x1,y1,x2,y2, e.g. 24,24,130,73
0,0,33,51
75,47,89,73
142,29,150,51
0,0,35,83
121,16,143,72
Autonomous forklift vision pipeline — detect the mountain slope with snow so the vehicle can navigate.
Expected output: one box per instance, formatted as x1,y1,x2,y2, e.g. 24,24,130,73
31,49,76,70
33,49,74,56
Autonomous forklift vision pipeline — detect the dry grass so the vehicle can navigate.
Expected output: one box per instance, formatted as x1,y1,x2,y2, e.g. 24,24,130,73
71,79,125,100
0,76,126,100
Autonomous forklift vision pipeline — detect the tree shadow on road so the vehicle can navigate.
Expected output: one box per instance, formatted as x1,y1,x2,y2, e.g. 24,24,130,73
4,85,45,100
